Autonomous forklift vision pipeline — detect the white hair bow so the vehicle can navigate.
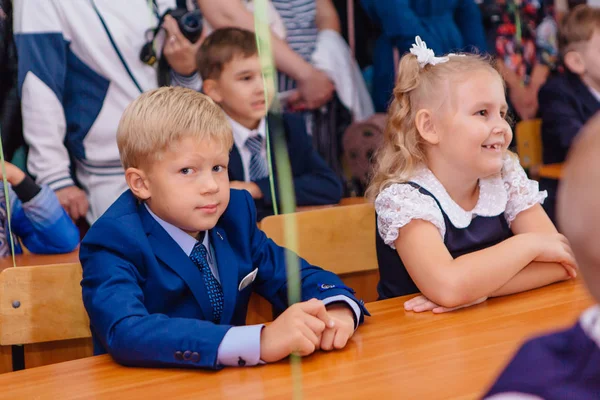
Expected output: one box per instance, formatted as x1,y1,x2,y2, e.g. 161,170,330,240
409,36,450,68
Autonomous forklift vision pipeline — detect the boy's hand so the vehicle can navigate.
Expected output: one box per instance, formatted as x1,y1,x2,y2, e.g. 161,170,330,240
260,299,334,363
230,181,263,199
0,162,25,186
404,294,488,314
320,303,355,351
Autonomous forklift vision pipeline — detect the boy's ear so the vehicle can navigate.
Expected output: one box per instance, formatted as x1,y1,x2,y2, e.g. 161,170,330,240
202,79,222,103
125,167,151,200
564,51,586,75
415,109,439,145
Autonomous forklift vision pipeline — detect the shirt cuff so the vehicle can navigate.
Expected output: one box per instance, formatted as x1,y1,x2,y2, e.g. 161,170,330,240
217,324,265,367
170,70,203,92
12,175,41,203
322,295,361,330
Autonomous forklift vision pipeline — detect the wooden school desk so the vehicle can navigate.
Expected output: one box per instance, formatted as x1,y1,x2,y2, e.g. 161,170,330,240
0,278,592,400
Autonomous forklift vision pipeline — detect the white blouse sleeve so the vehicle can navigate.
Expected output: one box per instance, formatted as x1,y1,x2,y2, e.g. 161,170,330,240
502,154,548,224
374,183,446,249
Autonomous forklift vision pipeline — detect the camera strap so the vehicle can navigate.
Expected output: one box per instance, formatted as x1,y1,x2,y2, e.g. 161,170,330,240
90,0,145,93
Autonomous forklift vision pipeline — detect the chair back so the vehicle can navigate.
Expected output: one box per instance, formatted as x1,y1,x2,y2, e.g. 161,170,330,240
0,263,91,346
260,204,377,276
515,119,543,169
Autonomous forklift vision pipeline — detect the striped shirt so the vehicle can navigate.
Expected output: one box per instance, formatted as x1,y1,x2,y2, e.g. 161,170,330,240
271,0,318,91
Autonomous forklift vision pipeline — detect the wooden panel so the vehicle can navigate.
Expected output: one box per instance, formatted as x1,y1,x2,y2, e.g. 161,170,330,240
341,269,379,303
0,263,91,345
260,204,377,275
24,338,93,369
0,279,591,400
538,163,563,180
0,346,11,374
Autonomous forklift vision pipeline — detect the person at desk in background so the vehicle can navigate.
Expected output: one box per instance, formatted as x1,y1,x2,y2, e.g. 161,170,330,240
538,5,600,222
367,37,577,313
80,87,368,370
485,106,600,400
199,28,343,221
0,162,79,256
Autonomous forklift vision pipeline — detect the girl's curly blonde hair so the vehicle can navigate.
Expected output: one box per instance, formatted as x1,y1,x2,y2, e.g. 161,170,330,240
365,52,502,202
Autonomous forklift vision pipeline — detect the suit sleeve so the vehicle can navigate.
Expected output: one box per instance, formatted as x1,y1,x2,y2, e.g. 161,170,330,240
13,0,74,190
360,0,444,53
538,81,583,151
253,113,343,206
453,0,487,52
80,217,232,370
240,191,369,320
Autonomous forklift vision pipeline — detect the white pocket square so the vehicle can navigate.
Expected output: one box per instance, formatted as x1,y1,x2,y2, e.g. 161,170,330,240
238,268,258,291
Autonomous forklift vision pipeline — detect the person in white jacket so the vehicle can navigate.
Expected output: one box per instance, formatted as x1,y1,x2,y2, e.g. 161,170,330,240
14,0,202,223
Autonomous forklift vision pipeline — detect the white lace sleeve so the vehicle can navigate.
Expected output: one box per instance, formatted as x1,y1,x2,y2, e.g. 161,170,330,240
374,184,446,249
502,154,547,224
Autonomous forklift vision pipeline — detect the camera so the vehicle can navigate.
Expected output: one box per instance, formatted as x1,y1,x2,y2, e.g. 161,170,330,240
166,8,203,44
140,8,203,66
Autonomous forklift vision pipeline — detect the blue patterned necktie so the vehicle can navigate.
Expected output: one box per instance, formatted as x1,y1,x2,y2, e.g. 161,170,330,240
190,242,224,323
245,134,269,181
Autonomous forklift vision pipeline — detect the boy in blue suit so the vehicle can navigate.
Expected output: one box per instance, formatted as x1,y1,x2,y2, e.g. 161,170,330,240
79,86,368,370
199,28,343,221
538,5,600,221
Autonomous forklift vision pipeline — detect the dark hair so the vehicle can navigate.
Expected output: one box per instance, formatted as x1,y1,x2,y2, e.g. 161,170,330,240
197,27,258,80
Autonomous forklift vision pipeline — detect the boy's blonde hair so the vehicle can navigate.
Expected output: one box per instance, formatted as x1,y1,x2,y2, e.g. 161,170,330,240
365,52,501,201
559,5,600,54
117,87,233,170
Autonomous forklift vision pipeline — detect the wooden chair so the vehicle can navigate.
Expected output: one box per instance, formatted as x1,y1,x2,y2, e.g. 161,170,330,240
515,119,564,179
0,263,92,370
260,204,379,303
515,119,543,171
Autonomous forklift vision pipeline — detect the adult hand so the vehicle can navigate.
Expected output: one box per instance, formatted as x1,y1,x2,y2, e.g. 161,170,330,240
292,67,334,110
162,15,203,76
55,186,89,221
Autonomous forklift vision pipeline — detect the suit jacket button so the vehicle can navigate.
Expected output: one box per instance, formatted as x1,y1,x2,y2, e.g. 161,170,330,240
183,350,192,360
238,357,246,367
191,352,200,363
174,351,183,361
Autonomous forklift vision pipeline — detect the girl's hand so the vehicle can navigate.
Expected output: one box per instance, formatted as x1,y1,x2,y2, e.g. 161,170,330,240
532,233,578,278
404,295,488,314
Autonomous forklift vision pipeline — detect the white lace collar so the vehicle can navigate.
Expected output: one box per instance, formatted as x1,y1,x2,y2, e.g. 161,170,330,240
409,166,507,228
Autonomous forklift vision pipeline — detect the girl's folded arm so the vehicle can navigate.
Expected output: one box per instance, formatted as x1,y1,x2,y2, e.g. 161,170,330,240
489,204,574,297
396,219,539,308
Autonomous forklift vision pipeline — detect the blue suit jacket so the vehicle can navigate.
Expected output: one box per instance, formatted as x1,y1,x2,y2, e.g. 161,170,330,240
539,71,600,165
80,189,365,370
228,113,343,221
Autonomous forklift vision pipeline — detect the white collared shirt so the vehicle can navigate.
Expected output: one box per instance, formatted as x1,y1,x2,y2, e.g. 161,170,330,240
588,86,600,103
144,203,220,282
226,115,267,182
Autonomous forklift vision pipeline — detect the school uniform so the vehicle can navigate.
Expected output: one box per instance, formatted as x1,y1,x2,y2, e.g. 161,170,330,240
374,154,546,299
80,188,367,370
227,112,343,221
485,305,600,399
538,71,600,222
